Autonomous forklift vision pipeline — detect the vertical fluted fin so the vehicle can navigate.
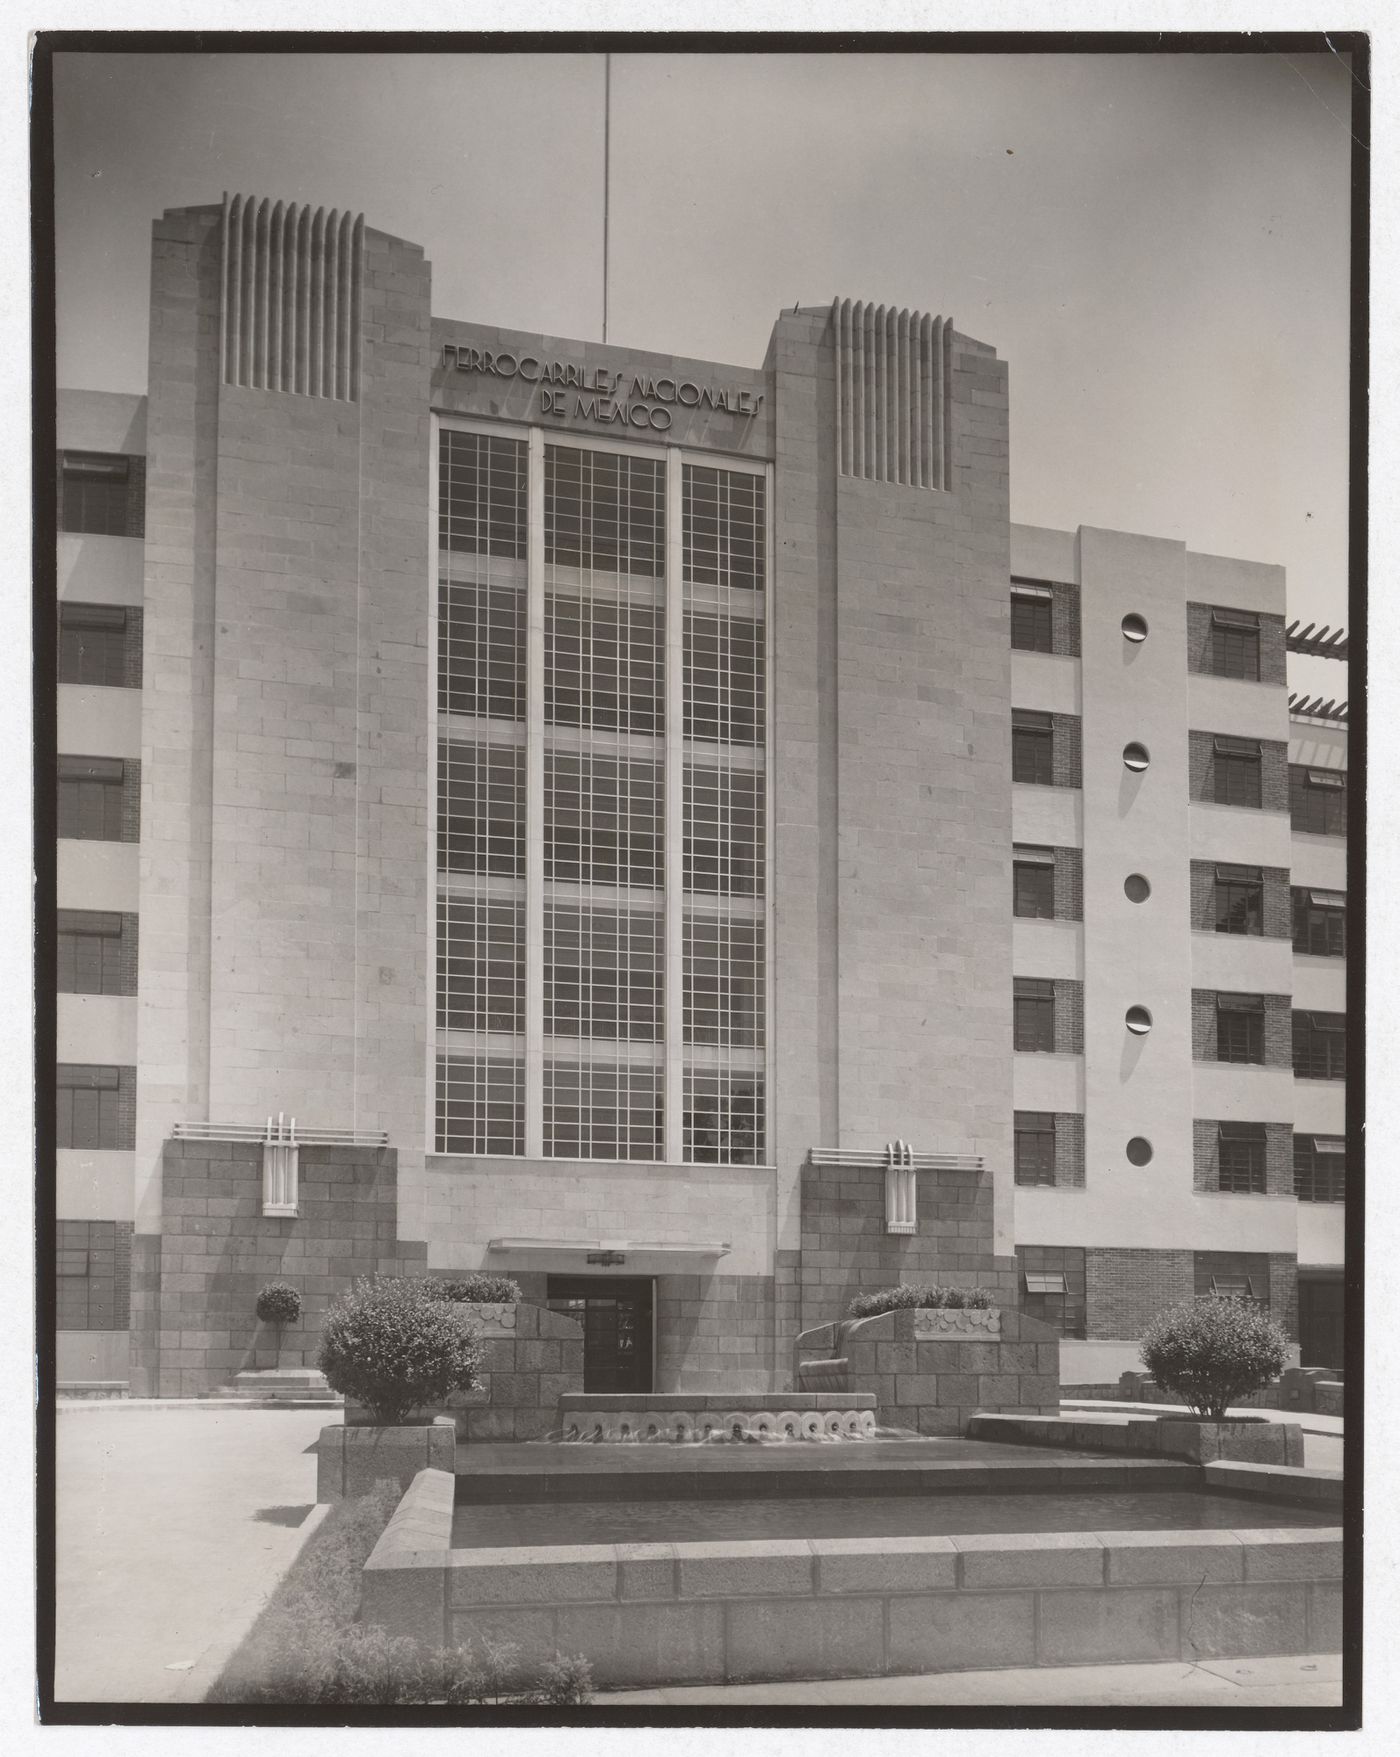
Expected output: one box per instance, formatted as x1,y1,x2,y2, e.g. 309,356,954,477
830,296,955,490
218,192,365,399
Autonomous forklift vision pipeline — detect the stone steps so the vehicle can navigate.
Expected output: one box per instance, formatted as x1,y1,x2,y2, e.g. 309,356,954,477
207,1369,341,1404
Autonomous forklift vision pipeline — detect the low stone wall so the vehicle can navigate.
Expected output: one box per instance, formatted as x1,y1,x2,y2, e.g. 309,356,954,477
968,1412,1305,1468
361,1469,1342,1688
347,1302,584,1442
1094,1369,1344,1419
794,1306,1060,1436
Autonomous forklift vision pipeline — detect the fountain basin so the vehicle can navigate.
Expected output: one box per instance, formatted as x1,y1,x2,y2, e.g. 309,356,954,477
556,1391,877,1442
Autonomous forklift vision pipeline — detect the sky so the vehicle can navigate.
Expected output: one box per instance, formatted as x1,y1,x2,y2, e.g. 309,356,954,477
51,48,1356,693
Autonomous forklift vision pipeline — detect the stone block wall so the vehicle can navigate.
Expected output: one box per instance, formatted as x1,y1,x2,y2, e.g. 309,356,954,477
135,1137,426,1397
794,1305,1061,1436
798,1160,1018,1341
654,1274,777,1394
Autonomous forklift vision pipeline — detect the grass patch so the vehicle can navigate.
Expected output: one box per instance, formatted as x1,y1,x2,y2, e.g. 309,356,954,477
208,1480,592,1706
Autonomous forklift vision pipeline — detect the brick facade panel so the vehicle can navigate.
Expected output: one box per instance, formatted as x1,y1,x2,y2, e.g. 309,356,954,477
1054,979,1084,1055
1085,1247,1194,1340
1052,580,1081,658
1054,1112,1086,1188
1053,846,1083,921
1052,714,1082,789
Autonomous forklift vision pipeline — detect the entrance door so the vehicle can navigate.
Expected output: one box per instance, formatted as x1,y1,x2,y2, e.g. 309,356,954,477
547,1276,655,1394
1298,1276,1345,1370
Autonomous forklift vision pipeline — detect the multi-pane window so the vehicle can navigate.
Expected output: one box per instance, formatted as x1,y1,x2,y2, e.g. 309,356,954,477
1295,1135,1345,1204
435,1056,524,1155
58,451,144,538
1293,889,1346,958
1290,765,1346,837
436,896,524,1034
1293,1012,1346,1081
434,428,767,1165
1013,846,1055,919
1194,1250,1270,1306
1016,1245,1086,1338
1014,1112,1056,1186
1210,609,1261,680
56,1064,134,1151
439,430,527,557
1216,992,1265,1065
57,756,131,842
1010,581,1053,653
1217,1122,1267,1195
1212,736,1262,808
1014,978,1056,1052
1012,710,1053,786
1214,864,1263,935
57,910,137,997
58,603,140,688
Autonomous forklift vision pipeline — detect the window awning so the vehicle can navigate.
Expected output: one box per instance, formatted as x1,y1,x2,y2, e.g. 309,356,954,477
1013,844,1055,866
1309,889,1346,909
486,1236,732,1261
1211,608,1260,630
1011,580,1054,601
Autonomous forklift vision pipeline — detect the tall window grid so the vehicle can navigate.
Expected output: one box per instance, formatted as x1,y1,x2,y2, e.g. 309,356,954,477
434,424,768,1164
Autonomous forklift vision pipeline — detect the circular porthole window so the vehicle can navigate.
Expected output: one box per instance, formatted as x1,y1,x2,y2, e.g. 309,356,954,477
1123,742,1150,772
1124,873,1151,903
1122,613,1149,643
1125,1005,1153,1036
1126,1137,1153,1166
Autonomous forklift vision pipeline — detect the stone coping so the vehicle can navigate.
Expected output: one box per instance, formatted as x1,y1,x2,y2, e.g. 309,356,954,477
361,1470,1343,1683
1204,1460,1344,1509
968,1412,1303,1467
557,1393,877,1411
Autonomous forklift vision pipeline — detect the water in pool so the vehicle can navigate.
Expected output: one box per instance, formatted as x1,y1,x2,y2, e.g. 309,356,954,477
450,1490,1333,1549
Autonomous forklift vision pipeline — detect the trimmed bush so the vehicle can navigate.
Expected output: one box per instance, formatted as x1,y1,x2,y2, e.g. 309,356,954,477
1139,1296,1290,1420
255,1281,302,1327
848,1283,997,1319
434,1273,523,1306
318,1275,483,1426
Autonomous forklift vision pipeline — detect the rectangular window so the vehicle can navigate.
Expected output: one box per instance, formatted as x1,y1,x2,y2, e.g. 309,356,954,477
436,896,524,1035
546,593,663,737
56,1220,129,1332
543,1060,663,1162
438,741,525,878
1010,582,1054,654
58,603,140,688
1217,1122,1267,1195
1012,709,1053,786
1293,1012,1346,1081
1295,1135,1345,1204
684,1070,763,1165
436,1056,524,1155
1290,765,1346,837
1214,864,1264,935
438,581,526,722
1210,609,1261,681
56,910,136,997
683,914,763,1048
684,463,766,594
1016,1245,1086,1338
57,756,129,842
1212,736,1262,809
59,451,143,538
544,905,662,1043
1014,978,1056,1053
545,446,665,577
56,1063,133,1151
1014,1111,1056,1186
546,751,663,890
1194,1251,1270,1307
1216,992,1265,1065
684,610,763,746
1013,846,1055,920
1293,888,1346,958
439,430,527,557
683,763,763,897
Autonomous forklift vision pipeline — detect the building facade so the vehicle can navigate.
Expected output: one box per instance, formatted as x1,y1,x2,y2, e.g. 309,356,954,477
53,195,1349,1399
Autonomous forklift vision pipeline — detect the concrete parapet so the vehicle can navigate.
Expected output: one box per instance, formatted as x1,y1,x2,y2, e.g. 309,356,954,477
316,1417,455,1503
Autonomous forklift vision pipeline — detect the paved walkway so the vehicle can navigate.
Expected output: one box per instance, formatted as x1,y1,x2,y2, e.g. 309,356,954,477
54,1403,331,1703
597,1653,1344,1707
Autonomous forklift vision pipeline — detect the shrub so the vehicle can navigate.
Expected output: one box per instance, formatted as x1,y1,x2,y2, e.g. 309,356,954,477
1139,1296,1290,1420
530,1652,595,1706
318,1275,483,1425
847,1283,997,1319
434,1273,523,1306
255,1281,302,1327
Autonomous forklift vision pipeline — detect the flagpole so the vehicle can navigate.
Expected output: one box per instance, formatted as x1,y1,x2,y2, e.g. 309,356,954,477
602,52,610,345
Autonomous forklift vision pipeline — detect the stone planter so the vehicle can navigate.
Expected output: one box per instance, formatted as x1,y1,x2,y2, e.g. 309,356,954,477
1131,1415,1304,1467
316,1415,455,1503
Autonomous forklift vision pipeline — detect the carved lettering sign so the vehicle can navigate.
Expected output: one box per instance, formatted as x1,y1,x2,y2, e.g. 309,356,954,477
441,343,764,433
